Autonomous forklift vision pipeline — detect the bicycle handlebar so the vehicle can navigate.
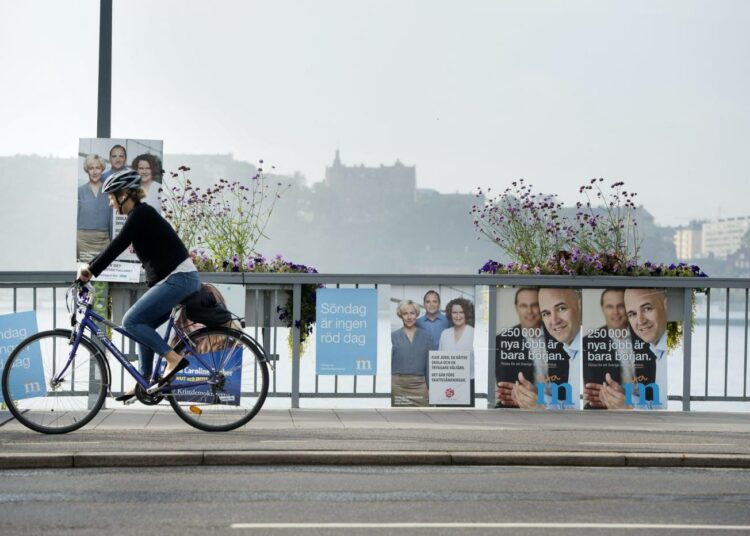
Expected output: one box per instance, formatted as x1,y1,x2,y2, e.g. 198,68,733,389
72,280,96,306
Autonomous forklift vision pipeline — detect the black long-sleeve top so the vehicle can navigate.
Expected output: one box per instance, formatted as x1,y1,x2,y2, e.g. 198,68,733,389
89,202,189,287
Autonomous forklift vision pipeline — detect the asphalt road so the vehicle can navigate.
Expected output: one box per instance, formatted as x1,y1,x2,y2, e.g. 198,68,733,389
2,465,750,535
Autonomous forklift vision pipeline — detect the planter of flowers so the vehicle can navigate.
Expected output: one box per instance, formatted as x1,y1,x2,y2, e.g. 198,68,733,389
160,164,320,346
472,178,707,349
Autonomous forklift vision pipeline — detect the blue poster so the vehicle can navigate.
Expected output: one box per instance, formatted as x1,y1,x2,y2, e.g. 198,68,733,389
0,311,47,403
316,288,378,375
169,348,243,406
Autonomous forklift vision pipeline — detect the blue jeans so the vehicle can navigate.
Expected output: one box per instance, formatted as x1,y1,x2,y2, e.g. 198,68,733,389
122,271,201,380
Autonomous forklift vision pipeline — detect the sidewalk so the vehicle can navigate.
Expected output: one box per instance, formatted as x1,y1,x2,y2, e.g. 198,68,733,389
2,408,750,470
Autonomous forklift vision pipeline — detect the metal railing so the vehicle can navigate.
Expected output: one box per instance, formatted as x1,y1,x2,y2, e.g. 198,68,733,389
2,272,749,411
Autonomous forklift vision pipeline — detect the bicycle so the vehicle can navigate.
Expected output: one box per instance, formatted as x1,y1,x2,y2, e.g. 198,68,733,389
1,282,270,434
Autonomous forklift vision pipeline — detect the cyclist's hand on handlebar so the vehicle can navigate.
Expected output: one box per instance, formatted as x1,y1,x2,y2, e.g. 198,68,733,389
77,264,92,283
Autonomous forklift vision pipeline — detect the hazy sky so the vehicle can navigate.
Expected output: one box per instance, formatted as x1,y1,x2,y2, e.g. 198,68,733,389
2,0,749,226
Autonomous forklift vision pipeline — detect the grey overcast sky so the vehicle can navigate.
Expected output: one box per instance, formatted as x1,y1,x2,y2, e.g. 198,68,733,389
1,0,749,226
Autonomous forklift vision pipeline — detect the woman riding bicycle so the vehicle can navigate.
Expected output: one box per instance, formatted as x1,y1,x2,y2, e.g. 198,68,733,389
77,168,201,402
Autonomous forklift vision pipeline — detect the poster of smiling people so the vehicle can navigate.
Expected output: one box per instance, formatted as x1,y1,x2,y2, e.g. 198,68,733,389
77,138,164,282
389,286,477,407
582,288,668,410
495,287,581,410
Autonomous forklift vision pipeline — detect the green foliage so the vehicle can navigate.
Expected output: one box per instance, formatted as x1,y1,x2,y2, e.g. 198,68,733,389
473,179,575,268
191,253,320,347
160,164,290,259
474,178,642,269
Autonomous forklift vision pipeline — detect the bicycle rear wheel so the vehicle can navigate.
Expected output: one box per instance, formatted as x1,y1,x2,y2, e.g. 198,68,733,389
168,326,269,432
1,329,108,434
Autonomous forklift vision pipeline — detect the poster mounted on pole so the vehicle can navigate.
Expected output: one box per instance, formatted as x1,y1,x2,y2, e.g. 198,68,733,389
76,138,164,283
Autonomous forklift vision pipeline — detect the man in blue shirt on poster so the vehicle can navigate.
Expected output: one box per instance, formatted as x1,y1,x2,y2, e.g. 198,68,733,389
415,290,451,350
101,144,130,181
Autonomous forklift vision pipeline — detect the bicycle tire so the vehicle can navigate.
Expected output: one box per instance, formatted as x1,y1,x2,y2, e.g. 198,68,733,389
1,329,108,434
168,326,269,432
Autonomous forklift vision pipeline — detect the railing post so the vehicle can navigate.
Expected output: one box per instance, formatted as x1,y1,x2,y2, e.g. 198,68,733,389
291,283,302,408
261,289,273,368
487,284,497,408
682,287,693,411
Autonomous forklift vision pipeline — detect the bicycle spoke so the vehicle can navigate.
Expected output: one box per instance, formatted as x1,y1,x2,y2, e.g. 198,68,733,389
168,327,268,432
2,330,107,434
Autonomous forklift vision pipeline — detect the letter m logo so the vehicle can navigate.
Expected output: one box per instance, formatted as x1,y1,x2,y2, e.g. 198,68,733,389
536,382,573,406
24,381,42,394
625,383,661,407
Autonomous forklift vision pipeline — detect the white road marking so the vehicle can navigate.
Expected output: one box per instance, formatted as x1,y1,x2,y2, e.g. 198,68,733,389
230,522,750,530
259,439,418,444
579,442,735,447
5,441,102,446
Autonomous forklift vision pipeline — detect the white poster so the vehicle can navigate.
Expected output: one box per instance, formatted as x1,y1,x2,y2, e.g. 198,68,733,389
428,350,471,405
97,261,141,283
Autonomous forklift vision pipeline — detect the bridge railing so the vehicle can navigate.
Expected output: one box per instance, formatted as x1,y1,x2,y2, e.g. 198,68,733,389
1,272,748,411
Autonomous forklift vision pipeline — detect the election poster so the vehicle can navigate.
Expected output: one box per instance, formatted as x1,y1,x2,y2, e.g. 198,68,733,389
582,288,668,410
0,311,46,404
389,285,477,407
428,350,471,405
170,347,242,406
77,138,164,283
135,283,247,399
315,288,378,375
495,287,581,410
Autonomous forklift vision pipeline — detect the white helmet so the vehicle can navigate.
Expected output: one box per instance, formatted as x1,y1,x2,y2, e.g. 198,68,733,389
102,169,141,194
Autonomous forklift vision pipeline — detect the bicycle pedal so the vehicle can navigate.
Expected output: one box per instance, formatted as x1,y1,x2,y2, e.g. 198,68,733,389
145,383,162,395
123,397,137,406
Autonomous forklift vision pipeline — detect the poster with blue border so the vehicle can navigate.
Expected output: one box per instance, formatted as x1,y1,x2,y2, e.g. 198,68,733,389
0,311,47,403
170,348,243,406
316,288,378,375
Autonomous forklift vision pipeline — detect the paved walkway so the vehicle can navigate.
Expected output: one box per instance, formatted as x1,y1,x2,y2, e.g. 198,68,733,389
2,408,750,469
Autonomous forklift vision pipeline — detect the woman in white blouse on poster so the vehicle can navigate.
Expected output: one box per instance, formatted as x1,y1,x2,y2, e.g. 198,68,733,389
438,297,476,405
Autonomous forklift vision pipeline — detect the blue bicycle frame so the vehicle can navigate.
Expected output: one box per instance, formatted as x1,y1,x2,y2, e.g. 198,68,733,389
59,294,219,394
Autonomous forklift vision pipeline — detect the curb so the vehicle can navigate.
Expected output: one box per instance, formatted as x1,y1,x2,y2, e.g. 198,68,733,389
2,451,750,470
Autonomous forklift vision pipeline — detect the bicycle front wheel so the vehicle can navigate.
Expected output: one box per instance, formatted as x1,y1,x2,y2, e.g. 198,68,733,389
168,326,269,432
1,329,108,434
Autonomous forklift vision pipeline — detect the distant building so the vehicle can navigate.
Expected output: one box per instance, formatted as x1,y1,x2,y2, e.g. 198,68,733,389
702,216,750,258
674,225,703,261
325,149,415,195
322,149,416,223
727,247,750,278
